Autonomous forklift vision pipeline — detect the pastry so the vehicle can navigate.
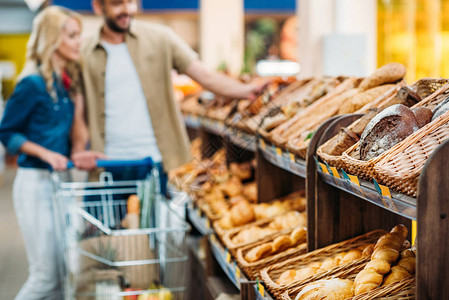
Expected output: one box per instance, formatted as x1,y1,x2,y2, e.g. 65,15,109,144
272,235,293,253
244,244,273,262
230,162,253,180
290,227,307,246
243,182,257,203
277,270,297,285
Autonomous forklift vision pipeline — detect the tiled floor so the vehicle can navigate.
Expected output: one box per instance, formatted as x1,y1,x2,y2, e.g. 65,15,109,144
0,168,27,299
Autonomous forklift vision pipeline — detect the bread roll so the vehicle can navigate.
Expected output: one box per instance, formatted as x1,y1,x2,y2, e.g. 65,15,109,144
338,85,394,114
364,259,391,275
362,244,375,257
341,250,363,264
244,244,273,262
272,235,293,253
295,279,354,300
290,227,307,246
243,182,257,203
382,265,413,286
358,62,406,91
411,107,433,128
359,104,419,161
230,162,252,180
230,198,255,227
277,270,297,285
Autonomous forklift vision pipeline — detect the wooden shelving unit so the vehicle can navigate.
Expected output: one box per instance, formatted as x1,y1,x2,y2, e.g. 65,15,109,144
182,112,449,299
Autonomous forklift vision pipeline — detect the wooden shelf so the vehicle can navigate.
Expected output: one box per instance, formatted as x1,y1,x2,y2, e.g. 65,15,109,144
316,167,417,220
226,127,257,152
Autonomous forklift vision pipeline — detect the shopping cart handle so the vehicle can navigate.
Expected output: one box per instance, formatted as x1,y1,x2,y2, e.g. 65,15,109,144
66,157,153,169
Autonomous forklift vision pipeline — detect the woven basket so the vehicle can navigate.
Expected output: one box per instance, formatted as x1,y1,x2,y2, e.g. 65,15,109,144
373,109,449,197
318,79,449,172
235,231,308,280
341,82,449,180
260,230,386,299
281,268,414,300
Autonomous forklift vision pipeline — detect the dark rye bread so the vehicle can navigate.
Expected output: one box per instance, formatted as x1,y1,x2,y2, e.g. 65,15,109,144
359,104,419,161
411,107,433,128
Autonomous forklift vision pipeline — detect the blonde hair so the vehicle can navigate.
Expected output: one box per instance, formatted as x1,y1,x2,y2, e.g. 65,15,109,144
19,6,82,98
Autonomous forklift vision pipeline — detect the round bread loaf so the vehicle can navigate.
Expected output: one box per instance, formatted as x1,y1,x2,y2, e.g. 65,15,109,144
411,107,433,128
359,104,419,161
359,62,406,91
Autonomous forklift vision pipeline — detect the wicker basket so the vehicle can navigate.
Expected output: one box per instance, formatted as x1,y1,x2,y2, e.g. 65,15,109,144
340,82,449,181
318,79,449,172
260,230,386,299
373,109,449,197
222,214,303,256
235,232,308,280
281,268,414,300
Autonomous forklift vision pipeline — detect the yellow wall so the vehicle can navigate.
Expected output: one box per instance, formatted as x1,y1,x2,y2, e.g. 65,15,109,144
377,0,449,83
0,34,29,99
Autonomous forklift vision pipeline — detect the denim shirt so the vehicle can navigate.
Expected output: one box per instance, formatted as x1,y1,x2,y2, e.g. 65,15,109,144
0,74,74,169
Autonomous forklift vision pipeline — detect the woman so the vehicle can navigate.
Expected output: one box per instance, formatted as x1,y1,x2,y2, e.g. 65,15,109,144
0,6,97,299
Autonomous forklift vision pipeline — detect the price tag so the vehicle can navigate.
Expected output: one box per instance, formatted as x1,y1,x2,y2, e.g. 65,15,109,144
276,147,282,156
260,139,266,150
412,221,417,245
329,167,340,178
211,234,217,243
235,266,240,279
205,219,210,229
226,250,231,263
348,174,360,186
289,153,295,163
258,282,265,297
319,162,330,174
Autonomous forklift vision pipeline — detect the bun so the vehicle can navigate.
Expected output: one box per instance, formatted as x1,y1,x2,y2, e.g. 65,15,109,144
358,63,406,91
230,198,255,227
411,107,433,128
244,244,273,262
230,162,253,180
295,279,354,300
359,104,419,160
272,235,293,253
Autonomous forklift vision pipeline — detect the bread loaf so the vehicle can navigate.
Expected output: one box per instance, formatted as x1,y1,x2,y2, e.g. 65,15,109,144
294,279,354,300
338,85,394,114
359,104,419,161
358,63,406,91
230,198,256,227
353,224,408,295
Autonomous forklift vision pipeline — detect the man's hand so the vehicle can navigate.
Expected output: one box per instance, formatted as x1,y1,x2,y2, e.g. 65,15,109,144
72,151,107,170
246,81,270,101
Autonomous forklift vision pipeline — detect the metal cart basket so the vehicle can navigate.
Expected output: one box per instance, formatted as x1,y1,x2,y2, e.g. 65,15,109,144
52,159,190,300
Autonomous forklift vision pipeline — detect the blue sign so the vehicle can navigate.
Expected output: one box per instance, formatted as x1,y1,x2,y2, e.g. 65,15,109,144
51,0,295,12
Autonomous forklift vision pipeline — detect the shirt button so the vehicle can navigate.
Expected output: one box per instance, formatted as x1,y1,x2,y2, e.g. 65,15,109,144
54,105,60,111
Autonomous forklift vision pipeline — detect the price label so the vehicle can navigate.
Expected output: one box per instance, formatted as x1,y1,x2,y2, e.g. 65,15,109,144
289,153,295,163
412,221,417,245
330,167,340,179
226,251,231,263
348,174,360,186
205,219,210,229
276,147,282,156
319,162,329,174
260,139,266,150
258,282,265,297
211,234,216,243
235,266,240,279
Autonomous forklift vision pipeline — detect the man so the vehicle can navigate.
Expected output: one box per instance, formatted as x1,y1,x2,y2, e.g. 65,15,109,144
73,0,264,180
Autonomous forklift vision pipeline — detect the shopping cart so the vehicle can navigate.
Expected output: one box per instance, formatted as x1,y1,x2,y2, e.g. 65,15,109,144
52,159,190,300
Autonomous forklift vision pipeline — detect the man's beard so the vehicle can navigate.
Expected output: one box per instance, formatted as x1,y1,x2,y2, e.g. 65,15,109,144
105,15,131,33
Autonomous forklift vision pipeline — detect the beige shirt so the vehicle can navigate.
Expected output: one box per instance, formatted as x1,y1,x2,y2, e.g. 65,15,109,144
81,20,198,171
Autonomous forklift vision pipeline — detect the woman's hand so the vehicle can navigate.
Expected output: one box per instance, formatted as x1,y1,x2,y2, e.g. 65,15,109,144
41,150,69,171
71,150,107,170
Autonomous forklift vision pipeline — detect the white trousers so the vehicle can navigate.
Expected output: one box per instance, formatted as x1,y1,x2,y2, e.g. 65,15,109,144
13,168,63,300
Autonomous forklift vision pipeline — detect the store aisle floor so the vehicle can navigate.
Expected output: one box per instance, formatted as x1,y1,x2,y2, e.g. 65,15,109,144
0,168,27,299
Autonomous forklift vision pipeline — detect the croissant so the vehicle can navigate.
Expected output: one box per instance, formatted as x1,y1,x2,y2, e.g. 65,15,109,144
354,225,408,296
